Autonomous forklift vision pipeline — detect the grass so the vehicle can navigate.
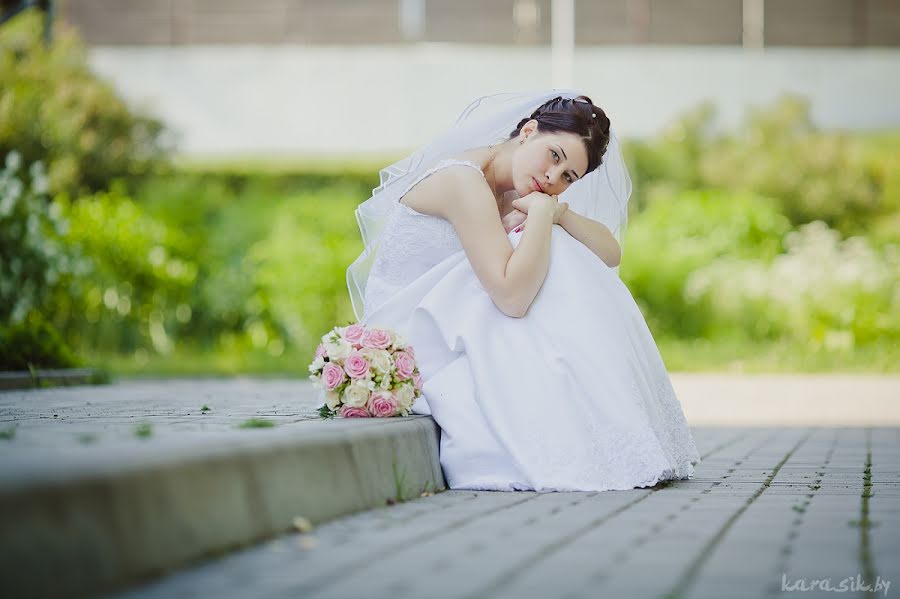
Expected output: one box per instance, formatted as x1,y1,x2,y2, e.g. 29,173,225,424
77,433,98,444
200,404,211,412
134,422,153,438
655,337,900,374
0,426,16,441
858,434,877,585
238,418,275,429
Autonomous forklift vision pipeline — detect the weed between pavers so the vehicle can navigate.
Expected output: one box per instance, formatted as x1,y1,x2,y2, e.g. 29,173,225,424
0,426,16,441
858,438,878,585
134,422,153,438
386,461,440,505
77,433,98,444
201,405,211,413
238,418,275,429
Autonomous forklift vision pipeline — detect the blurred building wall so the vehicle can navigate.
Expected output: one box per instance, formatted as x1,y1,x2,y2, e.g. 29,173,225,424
62,0,900,47
59,1,900,155
86,44,900,156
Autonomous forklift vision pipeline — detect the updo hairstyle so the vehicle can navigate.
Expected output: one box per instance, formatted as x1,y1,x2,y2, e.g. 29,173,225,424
509,95,611,175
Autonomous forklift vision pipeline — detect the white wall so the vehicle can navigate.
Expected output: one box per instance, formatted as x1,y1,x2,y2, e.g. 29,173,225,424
87,44,900,157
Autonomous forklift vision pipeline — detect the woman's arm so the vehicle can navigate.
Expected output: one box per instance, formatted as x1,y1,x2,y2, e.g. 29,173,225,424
557,210,622,267
426,167,557,318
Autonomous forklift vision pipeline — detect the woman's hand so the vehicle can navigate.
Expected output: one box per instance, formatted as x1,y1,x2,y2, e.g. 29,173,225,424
511,191,556,216
501,208,528,233
510,192,569,231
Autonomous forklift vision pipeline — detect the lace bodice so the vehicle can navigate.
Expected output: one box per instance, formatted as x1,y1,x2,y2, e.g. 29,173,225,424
363,159,484,317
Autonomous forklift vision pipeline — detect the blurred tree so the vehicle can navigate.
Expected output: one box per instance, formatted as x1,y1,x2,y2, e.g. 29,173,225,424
0,8,169,198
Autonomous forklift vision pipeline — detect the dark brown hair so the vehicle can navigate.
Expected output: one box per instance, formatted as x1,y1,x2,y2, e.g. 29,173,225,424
509,95,611,175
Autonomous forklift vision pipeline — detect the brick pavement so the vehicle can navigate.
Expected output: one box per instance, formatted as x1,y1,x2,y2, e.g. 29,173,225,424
110,426,899,599
2,378,897,598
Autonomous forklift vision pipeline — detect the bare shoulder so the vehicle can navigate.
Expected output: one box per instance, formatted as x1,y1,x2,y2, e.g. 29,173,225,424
400,163,492,219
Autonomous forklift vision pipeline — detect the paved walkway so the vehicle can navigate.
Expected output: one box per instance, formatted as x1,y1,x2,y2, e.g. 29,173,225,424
112,426,899,599
1,377,898,598
0,378,322,450
2,375,897,452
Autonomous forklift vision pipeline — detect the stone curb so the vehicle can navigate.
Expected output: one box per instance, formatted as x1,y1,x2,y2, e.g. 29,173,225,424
0,415,446,599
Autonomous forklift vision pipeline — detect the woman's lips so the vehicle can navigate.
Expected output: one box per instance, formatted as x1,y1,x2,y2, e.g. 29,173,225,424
532,177,544,192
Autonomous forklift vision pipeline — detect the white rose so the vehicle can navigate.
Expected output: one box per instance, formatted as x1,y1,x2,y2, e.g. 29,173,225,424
309,374,323,390
308,356,325,372
394,384,415,411
362,348,392,374
343,380,370,408
379,375,392,390
325,390,341,410
324,338,352,361
392,333,409,350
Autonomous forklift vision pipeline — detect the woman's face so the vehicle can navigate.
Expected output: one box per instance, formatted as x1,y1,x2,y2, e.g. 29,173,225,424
512,121,589,198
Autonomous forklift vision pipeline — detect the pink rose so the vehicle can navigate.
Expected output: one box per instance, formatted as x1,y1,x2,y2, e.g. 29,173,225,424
367,390,399,418
322,362,346,390
343,351,370,379
393,351,415,379
413,372,423,392
315,343,327,359
340,405,371,418
405,345,416,359
362,328,392,350
342,323,367,347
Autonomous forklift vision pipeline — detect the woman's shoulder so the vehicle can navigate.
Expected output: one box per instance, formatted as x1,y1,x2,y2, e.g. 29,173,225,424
400,149,492,217
434,149,489,189
448,148,488,171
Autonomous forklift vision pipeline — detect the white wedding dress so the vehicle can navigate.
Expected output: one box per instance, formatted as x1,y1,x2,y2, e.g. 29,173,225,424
362,158,700,492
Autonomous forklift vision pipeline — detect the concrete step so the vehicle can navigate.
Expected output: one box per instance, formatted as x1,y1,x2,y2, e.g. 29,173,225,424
0,380,445,599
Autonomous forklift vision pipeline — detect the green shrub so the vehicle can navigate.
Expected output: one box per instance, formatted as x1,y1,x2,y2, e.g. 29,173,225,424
0,10,168,197
624,96,899,238
622,102,716,213
0,312,80,369
0,151,82,325
130,174,311,350
248,185,363,356
684,221,900,347
128,172,371,358
620,189,791,336
700,96,888,235
50,186,198,354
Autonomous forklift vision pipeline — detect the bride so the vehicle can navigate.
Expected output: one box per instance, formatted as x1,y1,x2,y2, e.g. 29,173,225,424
346,90,700,493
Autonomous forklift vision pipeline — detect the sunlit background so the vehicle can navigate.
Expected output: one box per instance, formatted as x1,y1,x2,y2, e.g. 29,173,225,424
2,0,898,376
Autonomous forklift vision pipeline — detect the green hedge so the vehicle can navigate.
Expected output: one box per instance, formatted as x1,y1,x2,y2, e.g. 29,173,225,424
684,221,900,347
619,189,791,336
623,96,900,242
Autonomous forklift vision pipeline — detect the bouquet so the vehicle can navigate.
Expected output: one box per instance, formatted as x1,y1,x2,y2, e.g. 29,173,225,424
309,323,423,418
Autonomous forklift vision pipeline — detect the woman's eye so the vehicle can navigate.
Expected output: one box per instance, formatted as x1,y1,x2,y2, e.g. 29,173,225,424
565,174,572,183
551,150,559,162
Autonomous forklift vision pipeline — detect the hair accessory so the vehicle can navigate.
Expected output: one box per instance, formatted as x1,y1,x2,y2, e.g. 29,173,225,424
592,112,597,118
